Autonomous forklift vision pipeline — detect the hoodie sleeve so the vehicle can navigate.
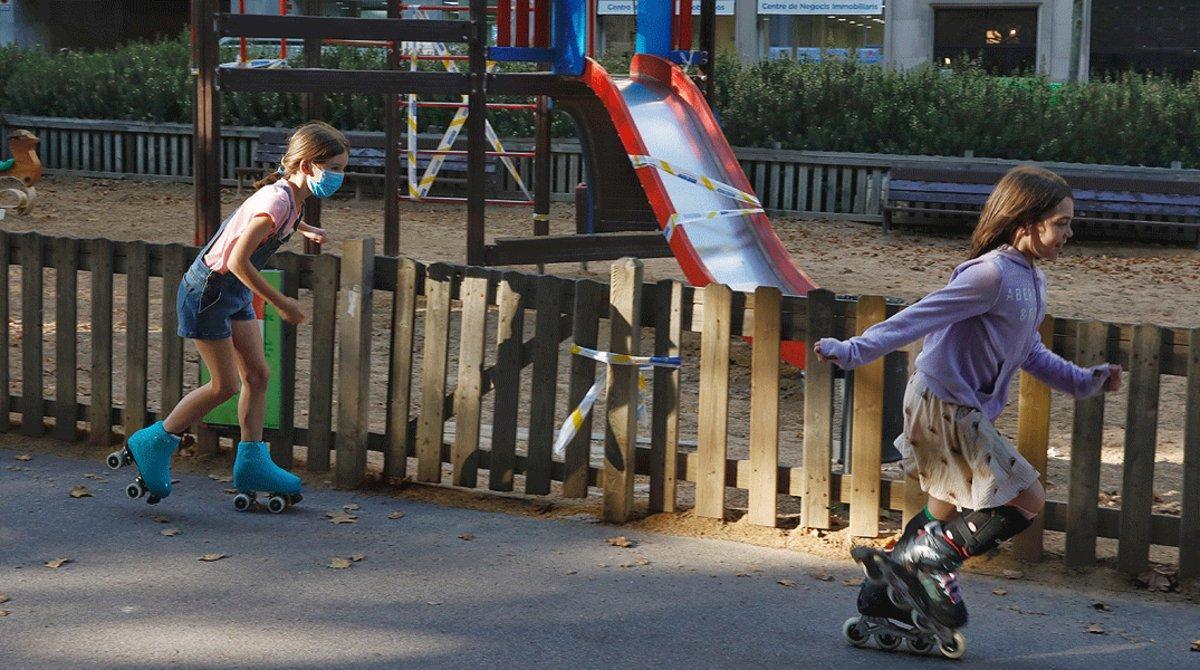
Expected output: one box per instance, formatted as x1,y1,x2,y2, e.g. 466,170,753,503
1020,339,1110,398
817,259,1002,370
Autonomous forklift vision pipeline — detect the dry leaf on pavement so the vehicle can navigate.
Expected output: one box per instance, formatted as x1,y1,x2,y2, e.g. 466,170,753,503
1191,640,1199,652
842,578,863,587
152,515,170,523
0,594,9,605
349,554,365,563
810,572,834,582
1091,601,1112,612
0,611,9,617
207,474,231,483
777,579,796,588
458,533,475,541
44,558,71,569
606,536,635,548
1002,569,1024,580
161,528,181,537
328,557,352,569
387,511,406,520
993,588,1008,596
198,553,227,562
68,485,92,499
343,503,361,511
327,513,358,525
1087,624,1106,635
15,454,31,461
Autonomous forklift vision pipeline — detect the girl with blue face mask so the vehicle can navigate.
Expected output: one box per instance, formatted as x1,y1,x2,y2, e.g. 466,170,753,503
112,122,349,512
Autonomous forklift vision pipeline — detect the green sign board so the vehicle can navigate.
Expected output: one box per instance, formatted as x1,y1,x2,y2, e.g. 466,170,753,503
201,269,284,429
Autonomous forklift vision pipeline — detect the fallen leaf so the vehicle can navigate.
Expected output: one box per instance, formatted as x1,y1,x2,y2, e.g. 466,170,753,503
606,536,635,548
207,474,231,483
1091,601,1112,612
810,572,834,582
459,533,475,541
426,601,442,606
349,554,365,563
83,473,106,481
1087,624,1106,635
161,528,181,537
565,570,577,575
1002,569,1024,580
387,511,406,520
222,488,238,495
0,611,8,617
15,454,31,461
343,503,361,511
1191,640,1200,652
44,558,71,569
0,594,8,604
198,553,227,562
68,485,92,499
992,588,1007,596
328,557,352,569
635,558,650,566
152,515,170,523
842,578,863,587
327,514,358,525
777,579,796,588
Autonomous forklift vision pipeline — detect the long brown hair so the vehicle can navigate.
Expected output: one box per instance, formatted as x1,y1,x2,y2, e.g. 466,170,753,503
253,121,350,189
968,165,1072,259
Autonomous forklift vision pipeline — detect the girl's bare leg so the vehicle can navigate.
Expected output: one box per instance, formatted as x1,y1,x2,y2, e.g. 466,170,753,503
162,338,241,434
1005,479,1046,519
230,319,270,443
926,497,961,522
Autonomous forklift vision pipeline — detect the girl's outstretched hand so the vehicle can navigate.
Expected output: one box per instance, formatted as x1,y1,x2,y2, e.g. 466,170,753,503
298,223,328,246
277,296,308,325
1103,364,1123,393
813,339,837,363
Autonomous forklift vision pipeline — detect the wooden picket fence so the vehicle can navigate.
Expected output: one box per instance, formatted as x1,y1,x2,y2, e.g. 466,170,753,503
3,230,1197,578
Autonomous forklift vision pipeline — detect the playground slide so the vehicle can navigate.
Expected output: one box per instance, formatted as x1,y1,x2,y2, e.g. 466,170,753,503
578,54,818,363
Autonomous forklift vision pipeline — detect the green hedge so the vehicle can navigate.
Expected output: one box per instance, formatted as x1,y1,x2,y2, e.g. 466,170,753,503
2,33,1197,168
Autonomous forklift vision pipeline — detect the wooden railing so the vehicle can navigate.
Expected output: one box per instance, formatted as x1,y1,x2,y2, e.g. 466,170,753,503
3,229,1196,577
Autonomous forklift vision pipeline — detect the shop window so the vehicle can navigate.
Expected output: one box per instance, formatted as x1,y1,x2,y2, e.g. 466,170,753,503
933,7,1038,74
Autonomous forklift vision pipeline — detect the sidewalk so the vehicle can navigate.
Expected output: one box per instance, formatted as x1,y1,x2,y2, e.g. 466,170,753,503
1,445,1196,669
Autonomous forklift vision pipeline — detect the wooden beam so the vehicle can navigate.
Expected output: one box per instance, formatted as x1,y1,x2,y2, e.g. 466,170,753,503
217,68,469,95
215,14,471,43
485,232,671,265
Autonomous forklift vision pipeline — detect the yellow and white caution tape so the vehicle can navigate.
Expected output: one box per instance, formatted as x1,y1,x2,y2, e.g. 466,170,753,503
663,207,765,241
628,154,761,207
552,344,681,457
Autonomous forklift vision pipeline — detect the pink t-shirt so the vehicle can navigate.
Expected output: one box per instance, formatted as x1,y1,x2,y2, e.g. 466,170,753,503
203,181,299,273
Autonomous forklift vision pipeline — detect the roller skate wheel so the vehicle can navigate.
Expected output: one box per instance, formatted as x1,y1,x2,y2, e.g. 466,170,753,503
842,617,869,647
939,631,967,660
908,636,934,654
876,632,902,651
106,451,124,469
126,481,145,499
288,493,303,505
233,493,253,512
266,495,287,514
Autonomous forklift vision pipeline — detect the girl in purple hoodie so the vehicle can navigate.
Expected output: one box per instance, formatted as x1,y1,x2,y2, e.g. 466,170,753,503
816,166,1122,630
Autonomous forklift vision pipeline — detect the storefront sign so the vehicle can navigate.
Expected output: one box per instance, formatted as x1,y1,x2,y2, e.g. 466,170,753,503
757,1,883,14
597,1,735,15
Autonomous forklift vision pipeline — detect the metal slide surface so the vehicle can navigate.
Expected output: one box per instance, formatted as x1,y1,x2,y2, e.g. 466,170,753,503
579,54,818,299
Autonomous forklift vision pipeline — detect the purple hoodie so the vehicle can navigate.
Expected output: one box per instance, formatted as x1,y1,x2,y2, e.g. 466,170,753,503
818,245,1110,422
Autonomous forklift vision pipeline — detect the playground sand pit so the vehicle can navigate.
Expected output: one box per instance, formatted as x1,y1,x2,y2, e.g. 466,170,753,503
5,176,1200,574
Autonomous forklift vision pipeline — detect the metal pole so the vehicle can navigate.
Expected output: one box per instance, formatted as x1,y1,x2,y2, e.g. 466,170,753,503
384,0,403,256
533,94,551,273
700,0,716,104
192,0,221,246
303,0,324,255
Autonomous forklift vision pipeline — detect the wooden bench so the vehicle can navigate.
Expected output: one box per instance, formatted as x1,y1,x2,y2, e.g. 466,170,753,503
883,166,1200,247
235,129,499,197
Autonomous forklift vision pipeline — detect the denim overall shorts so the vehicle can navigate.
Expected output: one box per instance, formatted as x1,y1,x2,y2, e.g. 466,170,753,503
176,182,297,340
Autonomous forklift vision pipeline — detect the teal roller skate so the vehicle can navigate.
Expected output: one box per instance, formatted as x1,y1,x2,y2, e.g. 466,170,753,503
231,441,302,514
107,421,181,505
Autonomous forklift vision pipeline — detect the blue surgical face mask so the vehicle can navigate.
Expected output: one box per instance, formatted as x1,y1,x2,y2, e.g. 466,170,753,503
307,164,344,199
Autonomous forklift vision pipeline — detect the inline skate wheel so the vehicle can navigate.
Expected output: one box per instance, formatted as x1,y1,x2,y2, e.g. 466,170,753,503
908,636,934,654
876,632,902,650
106,451,124,469
233,493,253,512
126,481,145,499
842,617,869,647
939,631,967,660
267,495,287,514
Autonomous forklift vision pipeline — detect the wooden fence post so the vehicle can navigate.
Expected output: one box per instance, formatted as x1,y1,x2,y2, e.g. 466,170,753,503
489,271,524,492
160,244,187,427
649,279,683,513
564,279,605,499
1012,316,1054,562
849,295,886,537
801,289,836,529
1118,323,1161,575
89,238,114,447
603,258,642,523
124,241,150,439
307,253,340,472
417,263,453,484
0,231,10,432
19,233,44,436
526,276,563,495
1180,328,1200,581
1065,321,1108,567
748,286,781,527
385,257,419,484
696,283,732,520
269,255,300,468
334,239,374,489
53,237,79,441
452,269,490,488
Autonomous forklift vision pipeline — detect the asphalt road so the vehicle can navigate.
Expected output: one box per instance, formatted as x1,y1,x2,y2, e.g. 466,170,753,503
1,446,1196,669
